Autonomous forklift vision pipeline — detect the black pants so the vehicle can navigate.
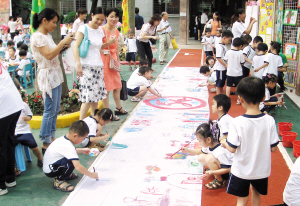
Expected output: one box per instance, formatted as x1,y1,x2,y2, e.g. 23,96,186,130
261,97,277,113
242,65,250,78
10,32,15,40
0,110,21,189
136,40,153,68
200,24,205,39
278,72,285,91
45,158,75,181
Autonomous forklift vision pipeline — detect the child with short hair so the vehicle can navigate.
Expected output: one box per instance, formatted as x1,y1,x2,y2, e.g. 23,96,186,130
215,30,233,94
0,40,6,59
127,66,161,102
16,50,31,81
6,47,18,63
43,120,99,192
242,36,263,78
80,108,113,148
16,41,23,58
5,40,15,59
13,81,43,167
201,28,214,57
221,76,279,206
13,30,23,47
224,37,245,103
205,56,217,92
124,31,137,71
199,66,216,87
242,34,252,45
20,44,33,59
182,122,233,190
252,43,268,79
213,29,222,55
212,94,232,141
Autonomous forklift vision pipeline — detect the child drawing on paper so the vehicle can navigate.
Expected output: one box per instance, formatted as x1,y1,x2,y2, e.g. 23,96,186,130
80,108,113,149
181,122,233,190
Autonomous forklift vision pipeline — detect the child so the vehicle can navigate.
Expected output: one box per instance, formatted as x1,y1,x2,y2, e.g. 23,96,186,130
199,66,216,87
241,34,252,46
224,37,245,104
43,120,99,192
13,30,23,47
201,28,214,57
5,40,15,59
259,74,283,114
13,81,43,167
0,40,6,57
212,94,232,141
221,76,279,206
80,108,113,148
127,66,161,102
182,122,233,190
16,41,23,59
16,50,31,81
0,28,7,41
215,30,233,94
206,56,217,92
242,36,263,78
252,43,268,80
213,29,222,55
22,28,30,42
6,47,18,63
20,44,33,59
278,52,288,92
124,31,137,71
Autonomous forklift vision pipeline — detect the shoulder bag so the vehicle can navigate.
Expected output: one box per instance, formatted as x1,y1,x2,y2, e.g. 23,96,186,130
104,28,121,72
78,25,91,58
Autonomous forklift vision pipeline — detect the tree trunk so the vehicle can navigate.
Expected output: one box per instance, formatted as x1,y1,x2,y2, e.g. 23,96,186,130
91,0,99,15
45,0,69,96
128,0,135,33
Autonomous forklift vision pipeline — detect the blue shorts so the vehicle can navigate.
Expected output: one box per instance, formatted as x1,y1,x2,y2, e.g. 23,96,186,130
127,87,140,96
216,70,227,87
126,52,136,62
14,133,38,148
227,174,268,197
227,75,243,87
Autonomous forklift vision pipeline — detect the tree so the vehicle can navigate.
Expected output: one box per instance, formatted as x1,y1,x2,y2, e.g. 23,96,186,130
128,0,135,33
11,0,32,23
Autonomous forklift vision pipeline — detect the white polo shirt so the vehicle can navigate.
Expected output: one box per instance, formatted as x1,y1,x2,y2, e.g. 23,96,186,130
214,36,221,48
263,53,283,76
127,73,150,89
243,46,256,69
201,36,214,51
218,113,233,137
201,144,233,166
252,54,266,79
80,115,98,147
124,38,137,53
224,49,245,77
215,43,228,71
157,19,172,35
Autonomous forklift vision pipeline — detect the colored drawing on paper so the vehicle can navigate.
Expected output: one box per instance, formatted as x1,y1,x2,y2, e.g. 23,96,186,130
166,173,203,190
165,152,188,159
146,165,161,174
144,96,207,110
111,143,128,149
141,187,163,195
123,128,143,132
131,119,151,126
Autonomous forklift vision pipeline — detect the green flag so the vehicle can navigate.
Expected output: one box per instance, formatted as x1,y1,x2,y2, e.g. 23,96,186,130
30,0,45,34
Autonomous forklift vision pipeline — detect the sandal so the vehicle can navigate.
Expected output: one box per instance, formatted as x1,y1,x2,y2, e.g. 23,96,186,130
115,107,128,115
14,165,21,176
204,179,226,190
163,60,168,63
53,179,74,192
113,115,120,121
67,173,78,180
160,61,164,65
37,159,43,167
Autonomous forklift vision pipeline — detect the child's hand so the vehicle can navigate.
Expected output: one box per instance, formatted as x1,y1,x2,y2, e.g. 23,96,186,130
275,93,283,98
181,147,190,153
253,68,259,72
22,116,31,122
220,139,227,148
277,100,283,105
157,93,162,98
81,148,91,155
91,172,99,180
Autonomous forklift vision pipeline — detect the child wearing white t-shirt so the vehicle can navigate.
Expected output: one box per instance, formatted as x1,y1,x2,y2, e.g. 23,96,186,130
124,31,137,71
43,121,99,192
252,43,268,79
213,29,222,55
224,38,245,104
201,28,214,57
80,108,113,148
222,76,279,206
16,50,31,78
20,44,33,59
206,56,216,92
182,122,233,190
127,66,161,102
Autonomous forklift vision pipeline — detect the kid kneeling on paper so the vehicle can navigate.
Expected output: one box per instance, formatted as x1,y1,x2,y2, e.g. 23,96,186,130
212,94,233,141
182,122,233,190
221,76,279,206
127,66,161,102
43,120,99,192
198,66,216,87
80,108,113,149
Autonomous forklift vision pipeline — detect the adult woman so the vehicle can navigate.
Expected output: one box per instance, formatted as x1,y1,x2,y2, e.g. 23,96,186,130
8,16,22,40
72,8,87,34
0,69,23,195
74,7,115,120
101,8,127,120
202,12,222,36
231,8,256,41
31,8,74,153
136,14,161,68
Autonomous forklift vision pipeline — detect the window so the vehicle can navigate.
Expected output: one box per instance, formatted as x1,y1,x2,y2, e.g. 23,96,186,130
61,0,87,15
154,0,180,15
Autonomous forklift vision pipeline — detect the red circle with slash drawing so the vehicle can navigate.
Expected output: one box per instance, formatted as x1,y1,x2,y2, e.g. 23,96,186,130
143,96,207,110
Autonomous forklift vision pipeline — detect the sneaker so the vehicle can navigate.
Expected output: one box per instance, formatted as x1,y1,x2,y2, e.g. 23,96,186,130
131,97,140,102
0,188,8,196
37,160,43,167
5,181,16,188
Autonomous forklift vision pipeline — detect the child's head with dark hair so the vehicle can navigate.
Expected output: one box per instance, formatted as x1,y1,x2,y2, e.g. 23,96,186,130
68,120,90,143
139,66,153,79
135,7,139,14
195,121,220,145
205,56,215,67
232,37,244,49
19,49,27,58
32,8,60,30
242,34,252,44
20,44,29,51
94,108,113,125
257,43,268,53
212,94,231,114
200,66,210,76
128,31,135,38
220,30,233,45
15,30,20,35
264,73,278,90
205,28,211,37
17,41,23,49
216,29,222,37
8,47,16,58
241,38,249,49
236,76,265,105
7,40,14,47
252,36,264,49
270,41,281,54
140,59,149,67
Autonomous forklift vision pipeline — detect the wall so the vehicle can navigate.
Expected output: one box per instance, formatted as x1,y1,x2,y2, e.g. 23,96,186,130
136,0,153,26
168,16,180,36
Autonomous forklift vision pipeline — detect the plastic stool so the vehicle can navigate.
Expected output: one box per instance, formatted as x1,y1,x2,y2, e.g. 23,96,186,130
15,144,32,172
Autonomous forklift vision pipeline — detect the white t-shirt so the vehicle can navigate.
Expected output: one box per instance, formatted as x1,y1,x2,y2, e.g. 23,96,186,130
124,38,137,53
263,53,283,76
61,26,67,35
283,157,300,206
201,13,208,24
0,66,23,119
17,58,31,76
201,36,214,51
243,46,256,69
214,36,221,48
259,87,270,110
14,35,23,46
77,25,104,66
8,21,18,33
157,19,172,35
7,57,19,63
43,136,79,174
232,21,246,40
0,33,7,41
127,73,150,89
218,113,233,137
224,49,245,77
252,54,266,79
81,116,98,147
215,43,228,71
201,144,233,166
227,113,279,179
27,52,33,59
15,102,33,135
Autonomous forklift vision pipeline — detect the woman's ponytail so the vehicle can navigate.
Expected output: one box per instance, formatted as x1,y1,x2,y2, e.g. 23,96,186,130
32,13,40,30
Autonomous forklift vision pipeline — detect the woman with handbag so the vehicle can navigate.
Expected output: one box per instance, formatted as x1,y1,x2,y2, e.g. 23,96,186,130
74,7,116,120
101,8,127,121
136,14,162,68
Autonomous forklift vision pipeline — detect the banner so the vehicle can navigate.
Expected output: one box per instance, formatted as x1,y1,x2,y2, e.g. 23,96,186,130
259,0,274,45
30,0,45,34
276,0,284,45
0,0,10,28
121,0,130,35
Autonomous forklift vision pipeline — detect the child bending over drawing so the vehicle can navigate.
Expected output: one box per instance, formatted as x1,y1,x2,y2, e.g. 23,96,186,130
182,122,233,190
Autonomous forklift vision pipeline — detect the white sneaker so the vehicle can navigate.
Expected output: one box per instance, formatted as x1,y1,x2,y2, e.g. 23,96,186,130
131,97,140,102
5,181,16,188
0,188,8,196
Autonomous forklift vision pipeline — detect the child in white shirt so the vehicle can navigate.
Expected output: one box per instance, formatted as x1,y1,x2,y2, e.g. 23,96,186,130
124,31,137,71
127,66,161,102
252,43,268,79
16,50,31,80
224,38,245,104
6,47,18,63
201,28,214,57
198,66,216,87
20,44,33,59
0,40,6,60
13,30,23,47
5,40,15,60
15,41,23,59
213,29,222,55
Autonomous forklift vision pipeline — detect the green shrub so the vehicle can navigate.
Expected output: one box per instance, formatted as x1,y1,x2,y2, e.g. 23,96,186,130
63,11,76,24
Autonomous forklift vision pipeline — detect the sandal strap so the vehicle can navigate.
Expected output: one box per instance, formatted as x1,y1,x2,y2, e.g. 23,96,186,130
54,179,66,187
116,107,122,111
60,183,73,191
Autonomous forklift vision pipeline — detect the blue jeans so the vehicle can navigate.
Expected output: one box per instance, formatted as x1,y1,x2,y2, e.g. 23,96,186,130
39,85,62,143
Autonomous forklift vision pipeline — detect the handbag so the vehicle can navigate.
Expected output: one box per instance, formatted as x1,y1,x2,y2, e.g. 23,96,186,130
104,28,121,72
78,25,91,58
171,38,178,50
120,74,128,101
